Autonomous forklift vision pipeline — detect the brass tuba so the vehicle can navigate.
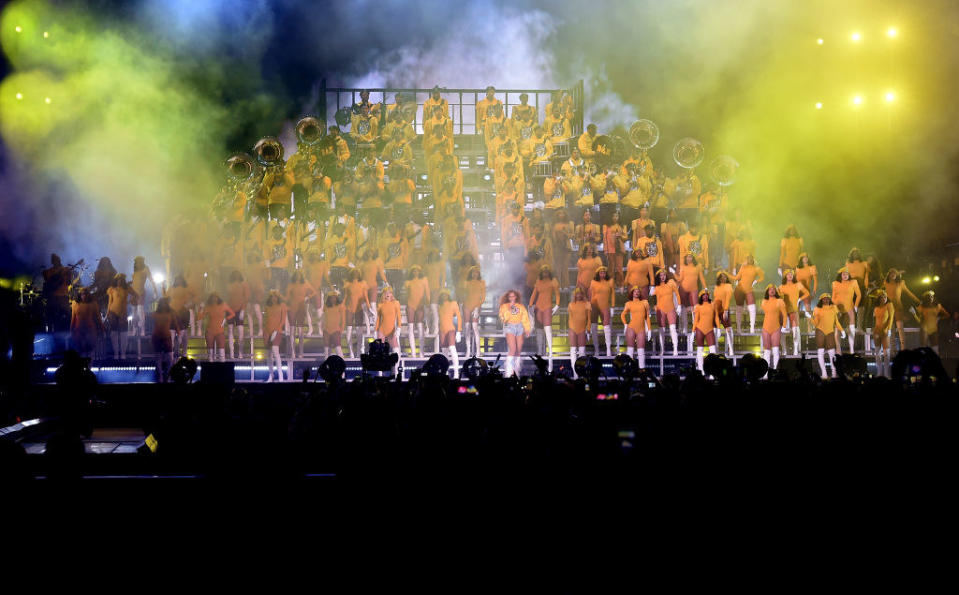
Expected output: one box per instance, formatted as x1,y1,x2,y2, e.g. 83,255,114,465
709,155,740,187
225,152,255,185
295,116,324,145
253,136,285,167
628,119,660,150
672,137,704,169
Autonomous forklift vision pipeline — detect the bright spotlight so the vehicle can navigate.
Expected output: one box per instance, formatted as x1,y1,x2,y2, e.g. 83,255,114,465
884,91,895,103
921,276,932,285
887,27,897,38
934,275,940,282
851,31,862,42
153,272,166,285
43,31,49,39
44,97,51,104
15,26,22,33
817,38,824,45
852,95,863,106
15,92,23,100
815,102,823,109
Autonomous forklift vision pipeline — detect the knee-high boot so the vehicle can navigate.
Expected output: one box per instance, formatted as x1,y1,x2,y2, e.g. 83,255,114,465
272,346,284,381
449,346,460,379
591,323,600,355
603,326,612,357
346,326,355,358
637,348,646,369
669,324,679,357
408,323,417,357
725,327,734,357
827,348,838,378
658,329,665,356
431,304,440,354
817,348,828,378
747,304,756,333
771,346,780,371
228,327,235,359
848,324,856,354
544,325,554,371
695,346,704,372
792,326,801,356
570,347,579,378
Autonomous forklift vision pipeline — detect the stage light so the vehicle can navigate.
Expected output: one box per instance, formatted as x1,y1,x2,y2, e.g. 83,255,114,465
884,91,895,103
887,27,897,38
921,276,931,284
43,31,49,39
850,31,861,42
152,272,165,284
852,95,863,106
815,102,823,109
15,26,22,33
44,97,51,104
15,92,23,100
817,38,824,45
934,275,940,282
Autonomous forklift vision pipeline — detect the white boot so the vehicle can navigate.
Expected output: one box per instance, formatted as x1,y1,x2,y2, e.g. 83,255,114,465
544,325,554,371
535,327,544,356
505,355,514,378
669,324,679,357
827,348,838,378
431,304,440,354
864,330,872,353
217,348,225,362
449,347,460,379
228,329,235,359
346,326,355,358
626,346,634,359
695,347,704,372
848,324,856,354
408,323,417,357
464,322,472,358
512,356,521,377
207,348,214,361
792,326,801,356
637,348,646,369
817,348,828,378
687,332,695,356
272,346,284,381
306,308,314,336
771,346,780,371
591,323,600,355
417,322,426,358
472,319,481,356
238,324,245,358
658,329,665,356
725,327,734,357
570,348,579,378
762,349,772,374
604,326,613,357
747,304,757,333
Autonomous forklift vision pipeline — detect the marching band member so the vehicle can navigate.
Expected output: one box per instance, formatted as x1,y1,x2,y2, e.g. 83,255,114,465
588,266,616,357
618,163,651,233
652,269,681,357
678,220,710,273
510,93,537,139
812,294,844,378
779,269,810,356
603,211,627,287
285,271,317,358
462,266,487,358
543,104,571,145
375,286,403,373
529,265,560,370
343,268,372,358
831,268,862,354
107,274,131,359
629,206,656,250
597,165,621,227
325,125,350,166
660,209,686,273
484,103,507,167
226,271,250,359
404,265,430,358
677,254,707,351
265,222,294,294
883,268,919,351
151,298,178,382
692,289,722,373
321,291,346,359
917,291,949,354
498,289,532,378
713,272,735,356
350,102,378,145
550,210,574,288
522,124,553,170
729,255,764,333
360,248,387,331
872,290,895,377
577,123,598,163
760,285,788,373
130,256,158,341
305,251,330,333
576,243,603,295
379,127,414,169
423,86,449,119
475,86,502,135
263,290,289,382
424,249,446,355
437,290,463,378
729,229,757,272
544,90,573,121
574,209,601,255
200,292,235,362
796,253,818,317
633,224,664,271
621,286,652,369
779,225,804,272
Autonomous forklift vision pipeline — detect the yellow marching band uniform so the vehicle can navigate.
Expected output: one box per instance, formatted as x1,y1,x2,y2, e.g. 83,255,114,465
157,86,911,379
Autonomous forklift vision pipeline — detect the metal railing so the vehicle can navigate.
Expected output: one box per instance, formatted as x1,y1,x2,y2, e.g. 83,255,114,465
319,80,584,136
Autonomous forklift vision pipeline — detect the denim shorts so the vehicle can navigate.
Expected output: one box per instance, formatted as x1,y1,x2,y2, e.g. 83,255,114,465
504,322,525,335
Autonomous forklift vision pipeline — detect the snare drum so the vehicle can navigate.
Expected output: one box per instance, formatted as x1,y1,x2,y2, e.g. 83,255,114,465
533,161,553,178
553,141,570,160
